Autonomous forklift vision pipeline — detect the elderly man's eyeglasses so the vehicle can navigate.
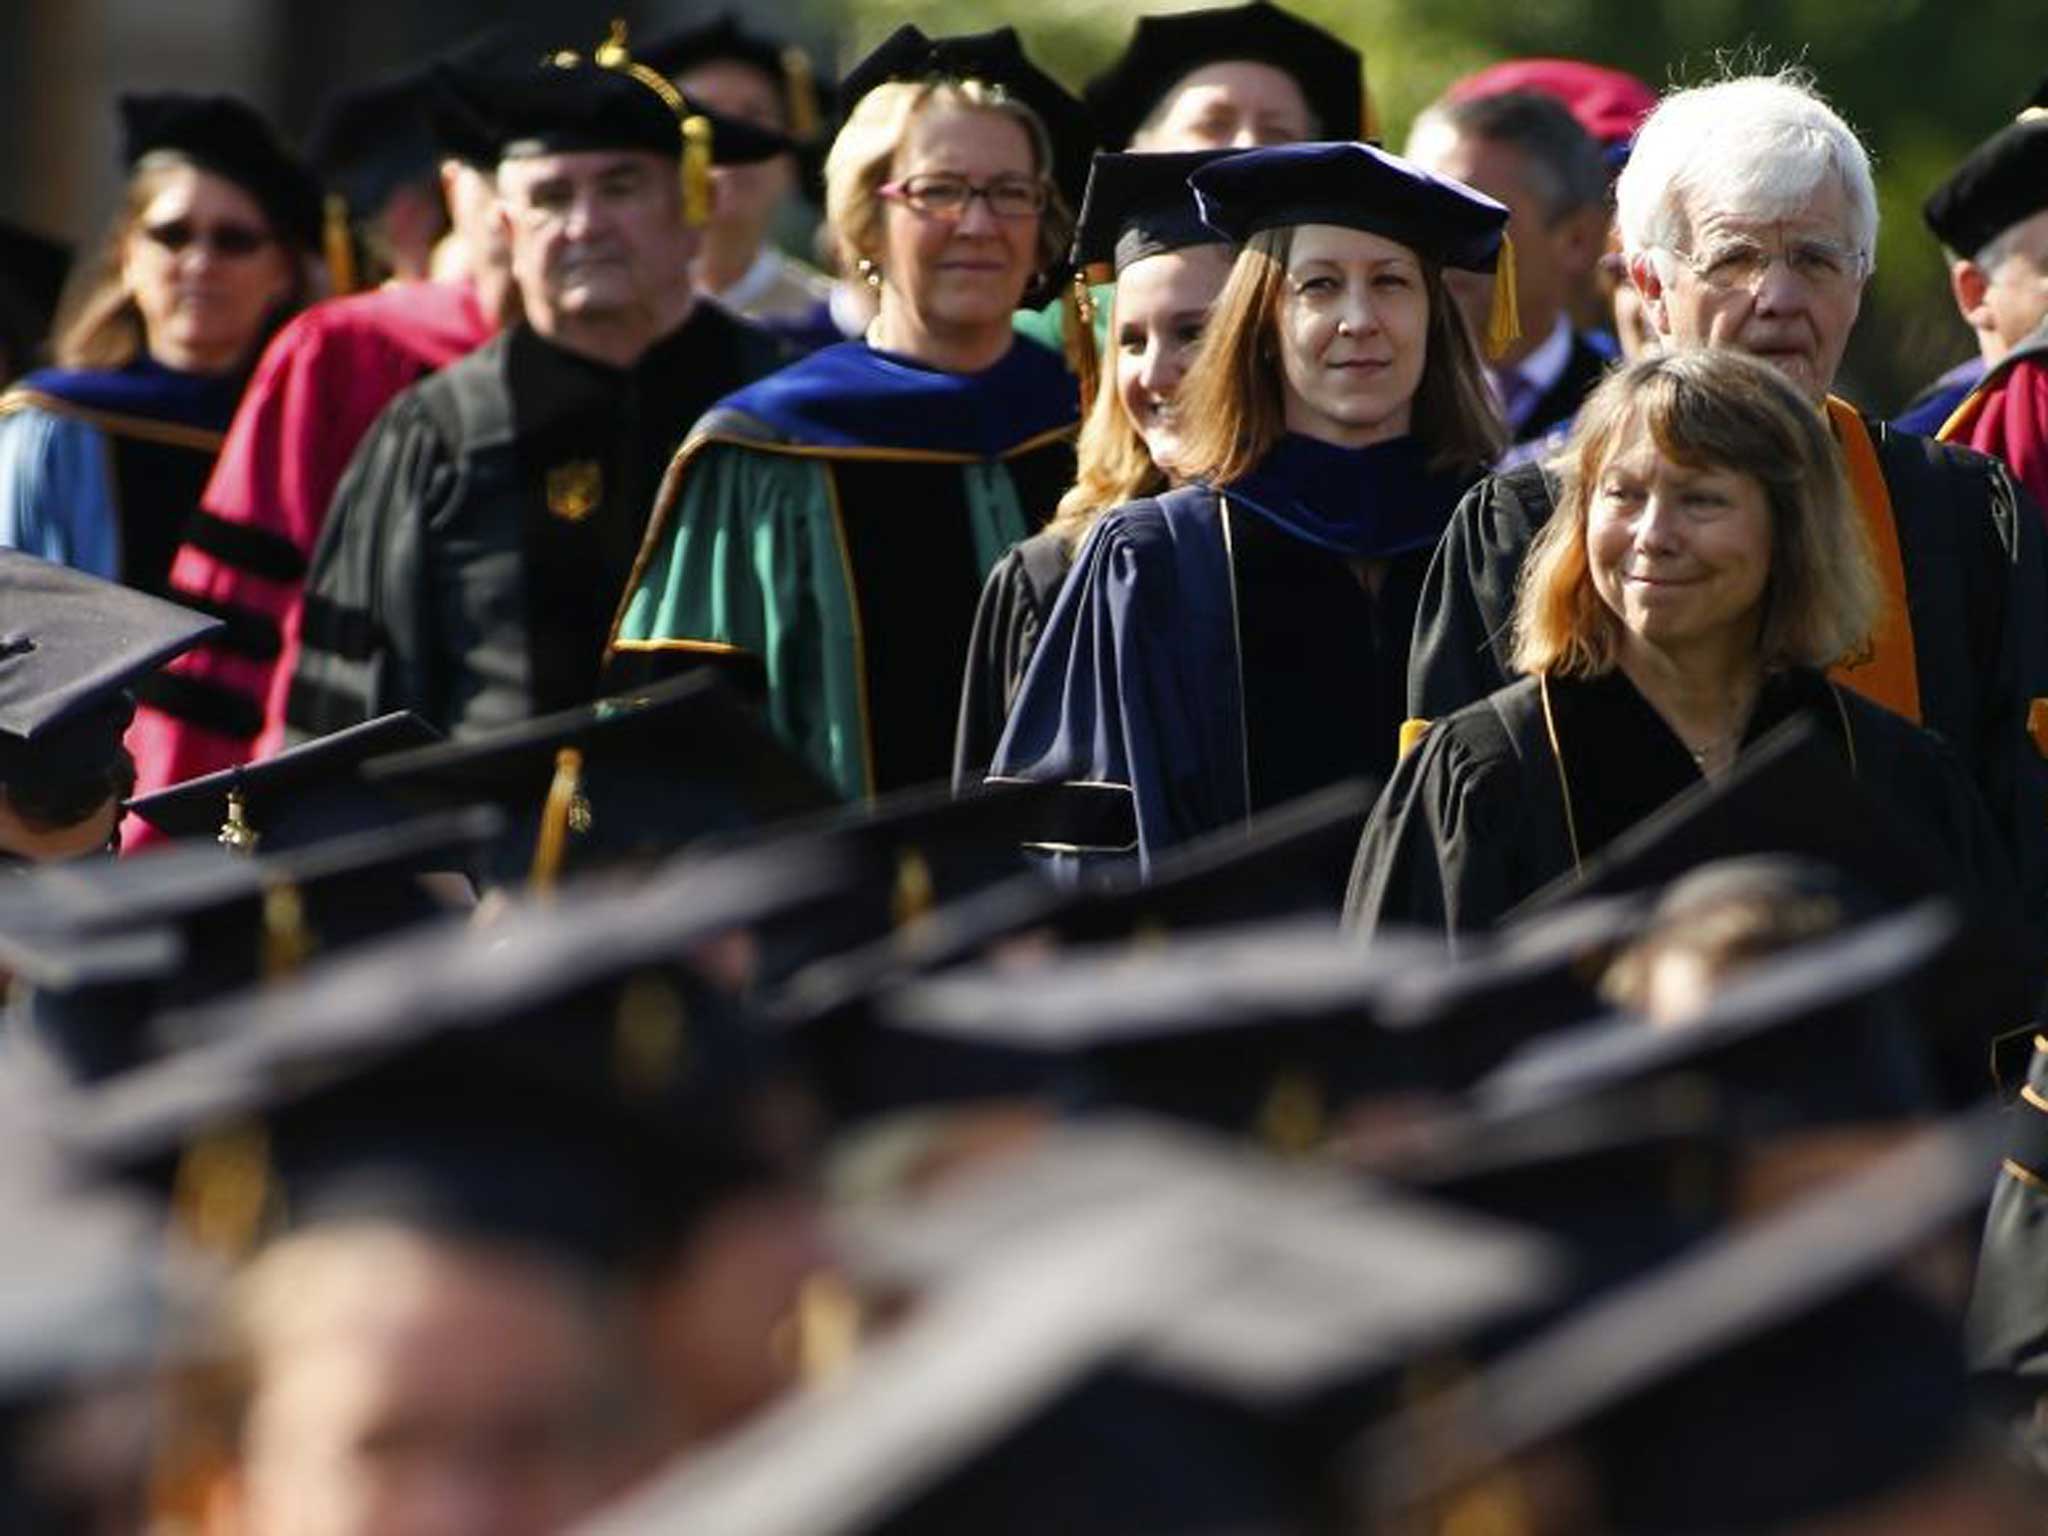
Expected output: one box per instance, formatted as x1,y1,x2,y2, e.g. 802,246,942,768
879,174,1048,221
1667,237,1868,292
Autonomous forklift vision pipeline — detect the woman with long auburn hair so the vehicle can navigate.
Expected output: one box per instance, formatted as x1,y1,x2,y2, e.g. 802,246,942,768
988,142,1508,876
1347,348,2017,942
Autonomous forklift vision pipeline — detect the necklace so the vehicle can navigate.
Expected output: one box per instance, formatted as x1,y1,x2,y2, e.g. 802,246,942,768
1684,732,1737,768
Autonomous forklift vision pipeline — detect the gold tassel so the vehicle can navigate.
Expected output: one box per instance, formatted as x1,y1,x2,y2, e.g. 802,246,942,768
781,44,819,142
322,194,357,297
531,746,587,893
1063,273,1099,416
1485,233,1521,360
891,848,936,928
1397,717,1432,760
217,786,260,854
260,882,315,980
170,1122,273,1259
595,17,631,68
682,114,714,227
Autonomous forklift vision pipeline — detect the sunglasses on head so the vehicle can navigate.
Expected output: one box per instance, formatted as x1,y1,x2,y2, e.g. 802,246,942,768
140,218,273,258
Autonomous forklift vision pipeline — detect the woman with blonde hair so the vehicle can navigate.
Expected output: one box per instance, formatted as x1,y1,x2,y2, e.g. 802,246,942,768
1347,347,2015,939
610,26,1092,802
954,148,1237,780
988,142,1507,872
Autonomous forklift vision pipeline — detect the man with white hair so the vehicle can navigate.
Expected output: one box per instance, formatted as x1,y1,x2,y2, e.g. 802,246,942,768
1406,70,2048,920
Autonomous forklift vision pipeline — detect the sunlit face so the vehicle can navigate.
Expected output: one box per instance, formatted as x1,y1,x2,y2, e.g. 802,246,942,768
1131,61,1316,150
877,104,1042,343
1275,224,1430,448
1112,243,1231,475
677,59,797,242
227,1231,620,1536
120,164,293,374
497,149,697,333
1587,417,1774,657
1634,174,1867,404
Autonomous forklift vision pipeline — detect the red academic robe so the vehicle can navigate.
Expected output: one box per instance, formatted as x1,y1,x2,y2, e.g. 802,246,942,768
1941,327,2048,531
124,280,494,847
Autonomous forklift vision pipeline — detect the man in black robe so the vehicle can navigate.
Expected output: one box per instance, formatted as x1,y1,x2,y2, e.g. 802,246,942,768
1406,71,2048,923
286,32,789,741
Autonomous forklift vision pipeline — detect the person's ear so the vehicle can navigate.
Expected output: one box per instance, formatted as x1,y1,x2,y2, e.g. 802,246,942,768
1628,250,1672,338
1951,259,1997,336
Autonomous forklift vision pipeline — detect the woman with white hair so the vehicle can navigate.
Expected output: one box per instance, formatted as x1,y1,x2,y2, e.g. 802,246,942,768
1405,68,2048,926
610,26,1092,801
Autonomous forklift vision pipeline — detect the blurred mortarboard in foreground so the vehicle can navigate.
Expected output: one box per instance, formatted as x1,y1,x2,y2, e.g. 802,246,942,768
1475,901,1962,1132
639,14,832,144
0,807,500,1083
838,26,1097,216
581,1118,1556,1536
54,836,861,1263
125,710,440,852
1356,1111,2001,1533
1925,106,2048,259
775,778,1377,1035
0,552,220,791
855,922,1445,1137
1083,2,1366,150
363,673,834,886
117,92,323,254
1070,149,1236,275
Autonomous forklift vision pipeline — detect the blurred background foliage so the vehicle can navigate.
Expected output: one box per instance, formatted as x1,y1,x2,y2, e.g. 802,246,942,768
816,0,2046,410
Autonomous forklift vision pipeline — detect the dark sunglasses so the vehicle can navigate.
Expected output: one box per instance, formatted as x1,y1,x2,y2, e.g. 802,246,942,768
140,218,273,258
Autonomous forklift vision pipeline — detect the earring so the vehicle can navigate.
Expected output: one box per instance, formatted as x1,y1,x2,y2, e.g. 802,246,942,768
856,258,882,291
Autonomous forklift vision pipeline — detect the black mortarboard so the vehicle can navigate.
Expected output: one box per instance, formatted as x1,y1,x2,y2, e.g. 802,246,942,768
307,67,442,224
583,1118,1557,1536
1084,2,1366,150
1925,111,2048,258
0,807,499,1083
1359,1111,1999,1532
1476,901,1961,1131
860,923,1445,1137
117,92,323,254
57,837,859,1264
1189,140,1509,272
125,710,441,852
0,551,220,792
0,219,71,349
777,777,1376,1029
1070,149,1237,275
838,25,1098,216
639,15,832,144
361,673,834,886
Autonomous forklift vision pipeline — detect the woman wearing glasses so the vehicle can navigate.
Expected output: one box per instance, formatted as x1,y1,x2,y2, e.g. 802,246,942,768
988,143,1509,875
0,94,319,789
1347,348,2014,942
609,26,1092,801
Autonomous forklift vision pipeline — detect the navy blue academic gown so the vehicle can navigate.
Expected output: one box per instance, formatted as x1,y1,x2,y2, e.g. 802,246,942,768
990,433,1477,873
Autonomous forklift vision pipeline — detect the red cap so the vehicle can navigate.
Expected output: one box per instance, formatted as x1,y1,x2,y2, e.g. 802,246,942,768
1444,58,1656,151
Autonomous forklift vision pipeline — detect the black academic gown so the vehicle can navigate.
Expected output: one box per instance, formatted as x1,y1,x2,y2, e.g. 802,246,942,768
1405,419,2048,922
991,434,1477,872
1969,1034,2048,1457
1348,667,2017,942
953,526,1076,785
286,305,786,740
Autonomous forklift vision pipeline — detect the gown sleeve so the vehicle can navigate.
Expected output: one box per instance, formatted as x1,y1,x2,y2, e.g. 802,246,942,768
1406,466,1552,720
952,535,1067,789
283,392,450,742
609,440,868,801
1961,357,2048,524
1343,707,1527,943
989,501,1242,871
1968,1035,2048,1456
0,406,120,578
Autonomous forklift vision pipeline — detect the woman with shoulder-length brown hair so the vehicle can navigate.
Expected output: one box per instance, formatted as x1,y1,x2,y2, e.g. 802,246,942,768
1346,346,2019,942
987,141,1509,875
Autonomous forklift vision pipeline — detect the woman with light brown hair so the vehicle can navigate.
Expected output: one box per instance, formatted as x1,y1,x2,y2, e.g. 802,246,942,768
987,142,1508,874
1347,347,2015,940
